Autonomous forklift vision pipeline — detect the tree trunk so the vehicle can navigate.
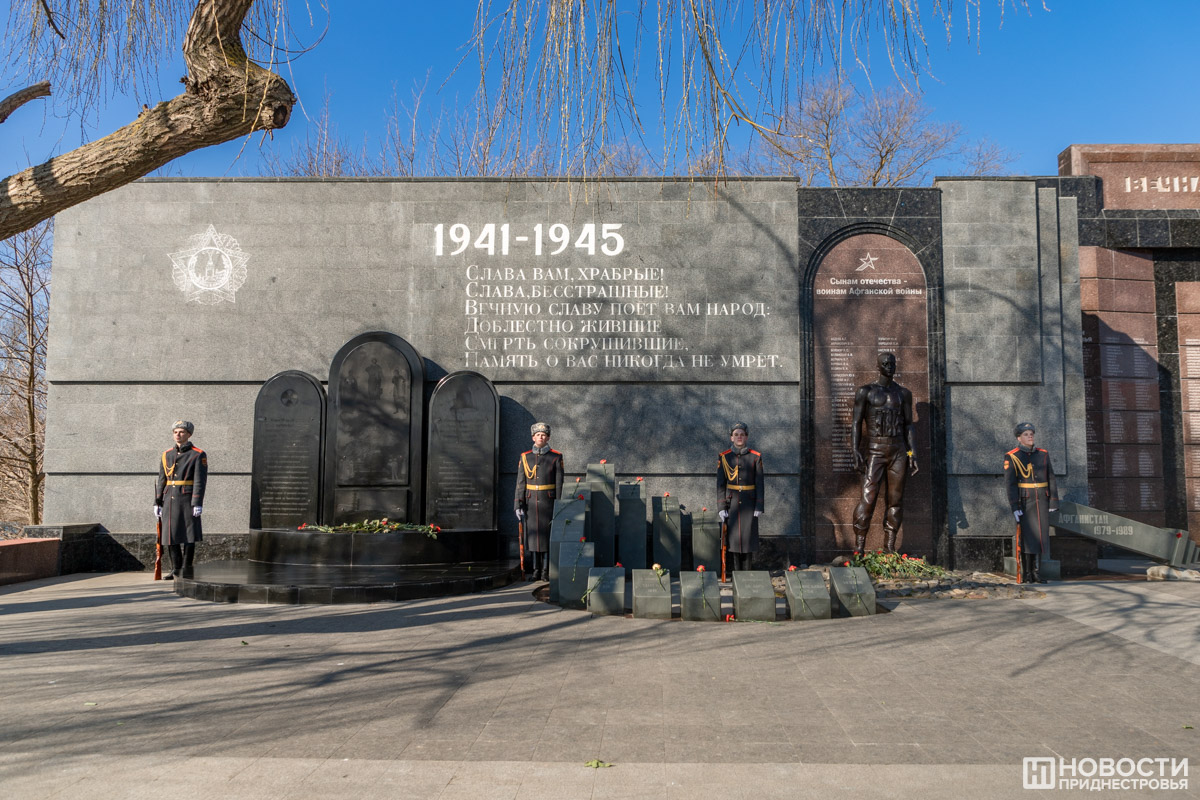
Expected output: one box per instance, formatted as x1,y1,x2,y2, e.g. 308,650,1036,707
0,0,294,241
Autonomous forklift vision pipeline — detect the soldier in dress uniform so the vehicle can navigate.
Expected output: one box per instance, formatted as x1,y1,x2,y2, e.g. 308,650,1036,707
514,422,564,582
154,420,207,578
851,352,918,554
717,422,764,571
1005,421,1058,584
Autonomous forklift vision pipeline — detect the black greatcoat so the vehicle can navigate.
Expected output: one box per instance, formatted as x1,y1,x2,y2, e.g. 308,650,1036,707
717,448,765,553
1004,446,1058,556
514,449,564,552
155,443,207,546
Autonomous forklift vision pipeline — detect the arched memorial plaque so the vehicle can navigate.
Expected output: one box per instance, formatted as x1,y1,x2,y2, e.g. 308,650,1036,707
425,371,499,530
324,332,425,524
250,370,326,529
812,233,933,560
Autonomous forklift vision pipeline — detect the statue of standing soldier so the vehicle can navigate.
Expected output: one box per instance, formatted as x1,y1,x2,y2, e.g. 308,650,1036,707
851,352,918,554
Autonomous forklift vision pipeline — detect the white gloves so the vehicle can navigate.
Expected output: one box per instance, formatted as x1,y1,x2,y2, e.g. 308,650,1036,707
153,505,162,518
718,510,728,521
1013,510,1023,521
753,510,762,518
192,506,203,517
516,509,525,520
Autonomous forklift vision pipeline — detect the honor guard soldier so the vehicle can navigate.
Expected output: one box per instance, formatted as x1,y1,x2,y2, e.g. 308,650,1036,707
1005,421,1058,584
514,422,564,582
154,420,207,578
851,352,918,554
717,422,764,571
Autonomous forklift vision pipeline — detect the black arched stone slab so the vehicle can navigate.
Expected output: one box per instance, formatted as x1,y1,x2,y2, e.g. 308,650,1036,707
324,332,425,524
250,370,325,529
425,371,499,531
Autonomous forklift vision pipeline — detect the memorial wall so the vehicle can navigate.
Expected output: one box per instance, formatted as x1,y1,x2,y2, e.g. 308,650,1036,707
53,160,1200,570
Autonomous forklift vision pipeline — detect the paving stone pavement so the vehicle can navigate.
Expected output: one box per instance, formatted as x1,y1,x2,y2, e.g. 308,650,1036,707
0,572,1197,799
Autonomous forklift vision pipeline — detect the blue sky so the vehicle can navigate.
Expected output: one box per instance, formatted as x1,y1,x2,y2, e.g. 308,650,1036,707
2,1,1198,180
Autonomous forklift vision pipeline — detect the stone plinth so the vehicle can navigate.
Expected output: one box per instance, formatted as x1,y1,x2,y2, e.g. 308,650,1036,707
585,567,625,616
731,571,776,622
690,509,722,573
784,570,831,620
679,571,721,621
555,541,595,610
548,498,586,603
829,566,876,616
631,569,672,619
586,463,616,567
652,495,682,575
0,539,61,586
616,481,648,571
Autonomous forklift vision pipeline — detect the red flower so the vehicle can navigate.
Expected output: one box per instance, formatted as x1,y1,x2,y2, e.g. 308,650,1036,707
1177,532,1184,538
575,477,581,483
435,526,442,533
702,507,708,512
697,565,706,572
579,536,586,542
298,523,306,530
600,459,607,464
615,562,622,567
725,614,735,622
788,565,797,571
577,493,584,500
664,492,670,497
636,476,643,482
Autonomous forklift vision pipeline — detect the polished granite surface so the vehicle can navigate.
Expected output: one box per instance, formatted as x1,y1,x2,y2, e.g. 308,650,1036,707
175,559,524,604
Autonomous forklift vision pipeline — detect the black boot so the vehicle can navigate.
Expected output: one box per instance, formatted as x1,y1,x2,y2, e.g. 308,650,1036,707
168,544,183,579
1020,554,1035,584
884,530,898,553
1031,555,1044,584
854,533,867,554
181,543,196,578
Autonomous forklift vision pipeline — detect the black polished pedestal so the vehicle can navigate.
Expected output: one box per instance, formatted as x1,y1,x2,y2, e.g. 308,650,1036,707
176,528,519,604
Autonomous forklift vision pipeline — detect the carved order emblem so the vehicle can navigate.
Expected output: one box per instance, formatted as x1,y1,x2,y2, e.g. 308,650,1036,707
855,252,879,271
169,224,249,304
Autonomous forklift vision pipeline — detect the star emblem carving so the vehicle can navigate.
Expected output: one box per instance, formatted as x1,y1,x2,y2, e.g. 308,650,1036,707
855,252,879,271
169,225,249,305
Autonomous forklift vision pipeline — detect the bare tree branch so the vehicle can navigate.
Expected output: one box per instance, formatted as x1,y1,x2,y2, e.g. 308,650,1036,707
36,0,66,40
0,81,52,124
0,0,295,241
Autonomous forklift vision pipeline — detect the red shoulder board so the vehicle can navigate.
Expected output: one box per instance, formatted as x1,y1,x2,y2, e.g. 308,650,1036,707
1037,448,1047,453
163,448,173,455
1006,448,1019,455
720,449,732,455
750,450,761,456
550,449,561,455
521,450,533,456
192,447,204,454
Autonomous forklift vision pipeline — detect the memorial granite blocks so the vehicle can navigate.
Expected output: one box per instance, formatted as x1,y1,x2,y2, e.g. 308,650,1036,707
631,569,672,619
731,571,776,622
690,509,721,572
679,571,722,621
548,497,586,603
324,332,425,525
617,480,648,571
555,541,595,610
586,462,616,567
425,371,499,531
784,569,831,620
250,370,325,530
585,567,625,615
652,494,682,575
829,566,876,616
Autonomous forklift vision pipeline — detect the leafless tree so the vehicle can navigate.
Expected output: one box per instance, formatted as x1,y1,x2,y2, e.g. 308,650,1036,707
263,91,380,177
0,220,50,524
961,136,1019,177
749,74,1016,186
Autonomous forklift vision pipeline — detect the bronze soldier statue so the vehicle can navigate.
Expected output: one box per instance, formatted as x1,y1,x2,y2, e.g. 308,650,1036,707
718,422,764,571
851,352,918,554
1005,421,1058,584
154,420,207,579
514,422,564,582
